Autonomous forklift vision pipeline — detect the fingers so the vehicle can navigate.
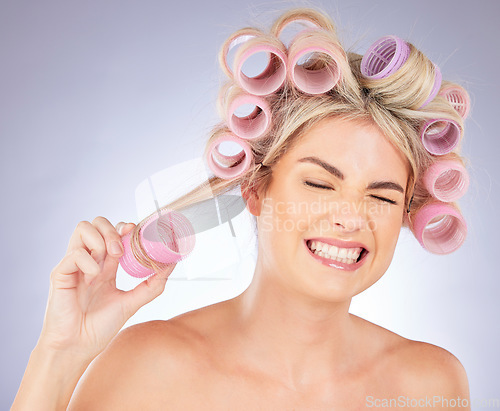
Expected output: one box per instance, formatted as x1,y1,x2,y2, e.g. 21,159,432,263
121,264,174,317
116,222,136,236
52,248,101,287
66,217,126,266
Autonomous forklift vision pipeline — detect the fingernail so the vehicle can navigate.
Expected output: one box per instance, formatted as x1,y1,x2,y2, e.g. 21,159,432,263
110,241,123,255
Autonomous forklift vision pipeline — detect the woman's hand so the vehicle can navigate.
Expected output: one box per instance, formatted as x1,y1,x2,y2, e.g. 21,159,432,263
37,217,175,361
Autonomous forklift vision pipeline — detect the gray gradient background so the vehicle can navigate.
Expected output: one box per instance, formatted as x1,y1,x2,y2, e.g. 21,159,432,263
2,0,499,407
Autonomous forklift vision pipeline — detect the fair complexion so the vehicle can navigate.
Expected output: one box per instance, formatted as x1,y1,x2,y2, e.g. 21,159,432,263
12,220,173,410
232,116,410,389
16,116,469,409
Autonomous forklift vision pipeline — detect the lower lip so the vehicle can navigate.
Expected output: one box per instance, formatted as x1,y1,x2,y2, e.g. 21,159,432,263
304,240,368,272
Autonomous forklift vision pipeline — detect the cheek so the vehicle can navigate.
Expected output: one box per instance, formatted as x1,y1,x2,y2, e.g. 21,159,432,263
374,211,403,253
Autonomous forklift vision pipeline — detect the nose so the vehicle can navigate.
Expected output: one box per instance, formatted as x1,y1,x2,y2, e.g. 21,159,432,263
328,198,367,233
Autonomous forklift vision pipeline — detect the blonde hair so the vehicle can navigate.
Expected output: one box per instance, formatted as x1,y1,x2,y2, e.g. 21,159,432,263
129,7,469,274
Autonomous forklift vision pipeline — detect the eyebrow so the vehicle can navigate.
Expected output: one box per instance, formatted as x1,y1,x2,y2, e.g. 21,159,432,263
297,156,405,194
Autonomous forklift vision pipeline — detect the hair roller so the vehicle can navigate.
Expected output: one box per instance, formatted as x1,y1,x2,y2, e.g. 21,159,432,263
418,64,442,108
119,209,196,278
439,84,471,119
411,202,467,254
423,160,469,202
270,8,335,47
206,133,254,179
233,34,287,96
360,36,441,109
211,147,246,168
226,92,271,140
287,29,345,95
216,81,233,120
420,118,462,155
219,28,265,79
360,35,410,79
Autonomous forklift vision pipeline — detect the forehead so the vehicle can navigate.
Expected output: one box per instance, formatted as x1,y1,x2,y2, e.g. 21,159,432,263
286,116,409,180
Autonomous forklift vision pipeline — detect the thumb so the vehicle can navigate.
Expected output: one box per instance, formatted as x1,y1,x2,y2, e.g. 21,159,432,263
121,265,174,315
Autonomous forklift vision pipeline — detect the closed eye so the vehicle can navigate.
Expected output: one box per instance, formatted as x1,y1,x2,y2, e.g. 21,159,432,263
304,181,331,190
304,181,397,205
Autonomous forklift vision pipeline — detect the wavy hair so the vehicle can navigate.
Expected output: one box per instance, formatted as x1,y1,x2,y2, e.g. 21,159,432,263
128,7,469,274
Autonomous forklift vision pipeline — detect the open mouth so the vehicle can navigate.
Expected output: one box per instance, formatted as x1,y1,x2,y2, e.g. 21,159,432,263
306,240,368,266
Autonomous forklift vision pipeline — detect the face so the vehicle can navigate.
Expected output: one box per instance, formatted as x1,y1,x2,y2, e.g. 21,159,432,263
246,116,410,302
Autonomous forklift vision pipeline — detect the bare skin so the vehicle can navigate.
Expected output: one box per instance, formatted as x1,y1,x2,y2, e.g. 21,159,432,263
67,118,470,410
12,117,470,410
68,300,470,410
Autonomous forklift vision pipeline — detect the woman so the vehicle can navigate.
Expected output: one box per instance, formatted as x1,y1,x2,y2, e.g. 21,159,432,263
12,7,471,410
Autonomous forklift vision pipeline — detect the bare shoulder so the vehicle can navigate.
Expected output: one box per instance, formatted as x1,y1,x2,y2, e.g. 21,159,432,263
68,305,221,410
351,314,470,404
394,338,470,397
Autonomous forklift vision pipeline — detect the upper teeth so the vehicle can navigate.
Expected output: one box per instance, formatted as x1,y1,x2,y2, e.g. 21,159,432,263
308,240,363,264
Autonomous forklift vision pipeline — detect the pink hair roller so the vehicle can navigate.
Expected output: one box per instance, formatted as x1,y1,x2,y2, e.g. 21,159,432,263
439,85,471,119
287,30,344,94
271,15,324,48
421,118,461,155
234,38,287,96
211,147,245,168
419,64,442,108
360,35,410,79
227,93,271,140
206,133,254,179
119,209,196,278
219,28,264,79
412,202,467,254
423,160,469,202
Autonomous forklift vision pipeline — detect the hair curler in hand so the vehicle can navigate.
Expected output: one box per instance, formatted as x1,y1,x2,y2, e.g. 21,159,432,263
423,160,470,202
119,209,196,278
206,133,254,179
411,202,467,254
287,29,344,94
233,35,287,96
226,92,272,140
420,118,461,155
439,85,471,119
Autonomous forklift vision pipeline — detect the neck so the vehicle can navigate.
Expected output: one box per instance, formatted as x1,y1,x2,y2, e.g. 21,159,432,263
229,255,360,389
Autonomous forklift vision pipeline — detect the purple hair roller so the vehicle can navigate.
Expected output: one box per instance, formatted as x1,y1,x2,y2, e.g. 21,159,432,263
234,41,287,96
421,118,461,155
360,35,410,79
119,209,196,278
287,30,343,94
227,93,271,140
412,202,467,254
423,160,469,202
439,85,471,119
206,133,254,179
419,64,442,108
